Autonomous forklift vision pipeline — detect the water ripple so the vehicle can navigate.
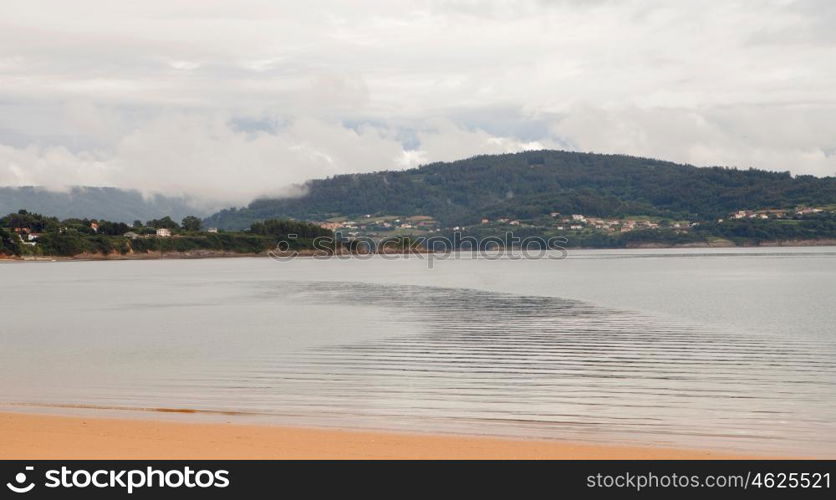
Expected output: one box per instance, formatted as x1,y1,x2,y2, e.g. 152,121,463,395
165,282,836,455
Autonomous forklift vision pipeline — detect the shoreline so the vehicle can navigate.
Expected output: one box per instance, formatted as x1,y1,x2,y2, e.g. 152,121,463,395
2,239,835,263
0,411,759,460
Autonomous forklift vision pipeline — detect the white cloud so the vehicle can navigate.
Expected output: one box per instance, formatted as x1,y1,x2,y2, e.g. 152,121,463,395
553,103,836,176
0,0,834,207
415,119,555,163
0,112,550,208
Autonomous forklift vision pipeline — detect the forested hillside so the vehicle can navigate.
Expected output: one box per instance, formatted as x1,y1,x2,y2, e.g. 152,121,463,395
204,150,836,230
0,186,207,223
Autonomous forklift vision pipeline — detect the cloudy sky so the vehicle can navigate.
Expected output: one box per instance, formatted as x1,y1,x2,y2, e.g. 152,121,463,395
1,0,834,208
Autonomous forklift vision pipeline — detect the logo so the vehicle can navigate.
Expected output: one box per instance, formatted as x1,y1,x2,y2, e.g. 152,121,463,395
267,233,298,260
7,466,35,494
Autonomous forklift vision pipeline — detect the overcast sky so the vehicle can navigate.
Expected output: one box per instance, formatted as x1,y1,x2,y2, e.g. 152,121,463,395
1,0,834,207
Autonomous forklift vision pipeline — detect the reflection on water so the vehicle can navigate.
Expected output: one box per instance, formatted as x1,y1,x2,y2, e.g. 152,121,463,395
1,251,835,456
190,282,836,455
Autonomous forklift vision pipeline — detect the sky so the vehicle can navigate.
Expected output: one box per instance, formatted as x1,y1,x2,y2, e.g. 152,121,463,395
1,0,834,208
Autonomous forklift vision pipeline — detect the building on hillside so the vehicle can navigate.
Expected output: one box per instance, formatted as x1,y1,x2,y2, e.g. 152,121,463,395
796,207,823,215
156,228,172,237
319,222,341,231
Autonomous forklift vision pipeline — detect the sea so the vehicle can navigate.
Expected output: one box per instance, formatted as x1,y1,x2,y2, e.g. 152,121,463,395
1,246,834,455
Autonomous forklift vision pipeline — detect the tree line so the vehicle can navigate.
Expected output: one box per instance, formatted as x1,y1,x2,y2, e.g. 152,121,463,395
0,210,331,257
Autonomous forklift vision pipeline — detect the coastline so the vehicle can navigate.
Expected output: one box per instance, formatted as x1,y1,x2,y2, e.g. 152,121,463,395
0,249,271,262
0,411,757,460
624,238,836,249
2,238,836,262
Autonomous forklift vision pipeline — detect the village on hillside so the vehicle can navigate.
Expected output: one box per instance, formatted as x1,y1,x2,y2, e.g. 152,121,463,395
315,205,836,240
4,204,834,255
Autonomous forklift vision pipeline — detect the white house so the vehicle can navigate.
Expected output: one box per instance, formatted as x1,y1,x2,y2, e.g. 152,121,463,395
156,228,172,237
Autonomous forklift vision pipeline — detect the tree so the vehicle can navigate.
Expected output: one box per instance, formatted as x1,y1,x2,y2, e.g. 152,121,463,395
0,227,21,255
97,220,130,236
35,232,87,256
250,218,332,238
146,216,180,230
181,216,202,232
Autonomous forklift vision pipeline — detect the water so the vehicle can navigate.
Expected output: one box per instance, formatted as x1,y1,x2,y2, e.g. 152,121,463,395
1,247,835,455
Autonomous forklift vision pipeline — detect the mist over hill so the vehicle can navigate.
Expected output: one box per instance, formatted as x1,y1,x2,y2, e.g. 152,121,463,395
0,186,207,223
204,150,836,230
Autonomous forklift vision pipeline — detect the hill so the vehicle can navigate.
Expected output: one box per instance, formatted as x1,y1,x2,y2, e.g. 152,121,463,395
0,186,207,223
204,150,836,230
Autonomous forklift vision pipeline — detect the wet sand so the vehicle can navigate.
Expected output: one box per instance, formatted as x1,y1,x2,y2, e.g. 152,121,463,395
0,412,752,459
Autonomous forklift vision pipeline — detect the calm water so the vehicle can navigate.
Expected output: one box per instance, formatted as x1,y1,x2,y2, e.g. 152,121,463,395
1,247,835,455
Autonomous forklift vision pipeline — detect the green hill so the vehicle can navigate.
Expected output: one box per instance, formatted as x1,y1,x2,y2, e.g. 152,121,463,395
204,150,836,230
0,186,207,223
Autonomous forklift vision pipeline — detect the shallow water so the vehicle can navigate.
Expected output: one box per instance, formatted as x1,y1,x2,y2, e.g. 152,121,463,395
1,247,835,455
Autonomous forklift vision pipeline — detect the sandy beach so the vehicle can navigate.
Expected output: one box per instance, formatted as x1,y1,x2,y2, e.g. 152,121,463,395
0,412,754,460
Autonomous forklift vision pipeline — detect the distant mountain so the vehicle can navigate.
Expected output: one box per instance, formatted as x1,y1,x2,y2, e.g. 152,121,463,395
0,186,207,223
204,150,836,230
